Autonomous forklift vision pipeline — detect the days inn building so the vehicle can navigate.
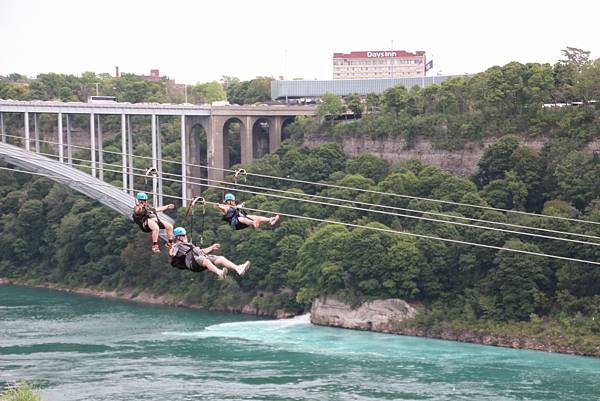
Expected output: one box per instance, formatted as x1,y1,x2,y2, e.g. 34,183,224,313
333,50,426,79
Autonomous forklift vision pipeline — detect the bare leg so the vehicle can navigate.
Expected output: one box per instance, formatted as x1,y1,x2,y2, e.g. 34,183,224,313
238,215,260,228
163,221,174,245
163,221,173,238
201,258,226,279
146,219,160,244
213,256,248,275
247,214,279,228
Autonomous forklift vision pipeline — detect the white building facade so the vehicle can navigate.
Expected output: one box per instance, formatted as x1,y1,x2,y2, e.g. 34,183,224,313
333,50,426,80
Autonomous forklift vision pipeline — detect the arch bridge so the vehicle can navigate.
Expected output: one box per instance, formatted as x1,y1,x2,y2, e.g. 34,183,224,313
0,100,316,205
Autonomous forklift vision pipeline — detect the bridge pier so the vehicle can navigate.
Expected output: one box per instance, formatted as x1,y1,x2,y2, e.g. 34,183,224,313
127,115,134,195
97,115,103,182
241,116,253,165
121,113,127,191
58,112,63,163
151,114,158,206
207,116,226,185
33,113,40,154
156,116,163,207
180,115,187,204
184,116,211,200
66,114,72,166
1,112,5,143
24,111,30,151
90,113,96,178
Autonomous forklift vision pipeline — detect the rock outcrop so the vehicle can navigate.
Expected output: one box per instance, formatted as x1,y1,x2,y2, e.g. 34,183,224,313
303,134,600,177
310,296,418,332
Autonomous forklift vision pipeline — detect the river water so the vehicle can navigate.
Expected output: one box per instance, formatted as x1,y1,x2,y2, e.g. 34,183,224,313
0,285,599,401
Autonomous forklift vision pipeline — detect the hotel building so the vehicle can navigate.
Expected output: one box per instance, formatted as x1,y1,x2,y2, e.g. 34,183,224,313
333,50,426,80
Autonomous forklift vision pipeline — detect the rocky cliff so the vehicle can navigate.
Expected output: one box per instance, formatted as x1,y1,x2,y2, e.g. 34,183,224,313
304,134,600,176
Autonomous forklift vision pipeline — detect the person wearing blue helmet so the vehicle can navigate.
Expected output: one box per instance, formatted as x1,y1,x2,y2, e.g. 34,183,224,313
132,191,175,253
169,226,251,280
214,193,279,230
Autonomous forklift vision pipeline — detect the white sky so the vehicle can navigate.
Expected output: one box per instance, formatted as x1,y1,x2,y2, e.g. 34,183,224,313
0,0,598,84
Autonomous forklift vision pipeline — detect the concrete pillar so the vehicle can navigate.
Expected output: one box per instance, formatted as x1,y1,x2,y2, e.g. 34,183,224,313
58,112,64,163
184,116,203,199
90,113,96,177
24,111,30,151
66,114,72,165
269,116,283,152
181,114,187,204
121,113,127,191
127,115,134,194
151,114,158,206
34,113,40,153
97,115,103,181
1,112,5,143
240,115,253,165
207,116,225,184
156,115,163,207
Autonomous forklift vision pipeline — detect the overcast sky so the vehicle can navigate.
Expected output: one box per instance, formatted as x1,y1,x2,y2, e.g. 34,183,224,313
1,0,598,84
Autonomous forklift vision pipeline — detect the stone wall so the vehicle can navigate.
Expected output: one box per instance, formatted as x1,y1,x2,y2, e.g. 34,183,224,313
304,134,600,177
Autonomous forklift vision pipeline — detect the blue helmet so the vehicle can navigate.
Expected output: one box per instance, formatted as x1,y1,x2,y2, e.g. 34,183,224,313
224,193,235,201
174,227,187,236
136,192,149,201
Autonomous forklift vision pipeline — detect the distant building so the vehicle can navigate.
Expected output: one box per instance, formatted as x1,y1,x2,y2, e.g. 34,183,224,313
143,69,161,82
333,50,426,80
141,69,186,99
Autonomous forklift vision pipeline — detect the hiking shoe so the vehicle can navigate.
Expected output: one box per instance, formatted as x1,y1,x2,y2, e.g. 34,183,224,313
151,244,160,253
239,261,251,276
218,268,229,281
269,214,280,226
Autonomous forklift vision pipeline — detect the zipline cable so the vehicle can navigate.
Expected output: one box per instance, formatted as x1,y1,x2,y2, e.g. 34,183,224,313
4,132,600,227
20,146,600,243
2,164,598,266
7,156,600,247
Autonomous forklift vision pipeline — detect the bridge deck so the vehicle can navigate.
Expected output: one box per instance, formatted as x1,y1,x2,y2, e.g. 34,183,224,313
0,142,174,237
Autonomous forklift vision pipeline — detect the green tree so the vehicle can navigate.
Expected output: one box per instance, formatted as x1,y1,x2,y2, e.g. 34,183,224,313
345,152,389,183
316,93,345,122
475,135,520,186
493,239,549,320
346,93,363,117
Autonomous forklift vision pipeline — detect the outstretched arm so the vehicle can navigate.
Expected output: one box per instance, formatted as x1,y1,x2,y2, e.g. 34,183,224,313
214,203,228,214
155,204,175,213
202,243,220,254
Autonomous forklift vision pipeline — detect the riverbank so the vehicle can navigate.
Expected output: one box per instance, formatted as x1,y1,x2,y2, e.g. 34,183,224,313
310,296,600,358
3,279,599,358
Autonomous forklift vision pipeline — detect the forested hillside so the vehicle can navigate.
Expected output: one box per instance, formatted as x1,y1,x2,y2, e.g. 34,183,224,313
1,49,599,354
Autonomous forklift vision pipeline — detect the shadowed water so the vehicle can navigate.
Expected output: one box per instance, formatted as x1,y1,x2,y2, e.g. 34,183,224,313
1,285,599,401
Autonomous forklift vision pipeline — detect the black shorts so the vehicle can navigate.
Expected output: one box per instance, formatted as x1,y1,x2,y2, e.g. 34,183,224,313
141,218,165,232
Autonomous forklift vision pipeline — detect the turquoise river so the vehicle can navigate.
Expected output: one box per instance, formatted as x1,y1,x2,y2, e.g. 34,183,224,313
0,285,599,401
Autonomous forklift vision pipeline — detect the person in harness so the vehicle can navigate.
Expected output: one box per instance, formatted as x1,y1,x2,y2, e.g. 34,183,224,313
132,192,175,253
214,193,280,230
169,227,251,280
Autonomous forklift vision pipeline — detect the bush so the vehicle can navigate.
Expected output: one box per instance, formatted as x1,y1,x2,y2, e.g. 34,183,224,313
0,381,42,401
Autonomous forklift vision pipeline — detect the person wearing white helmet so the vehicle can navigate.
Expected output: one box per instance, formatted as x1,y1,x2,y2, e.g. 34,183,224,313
169,227,251,280
214,193,279,230
132,191,175,253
